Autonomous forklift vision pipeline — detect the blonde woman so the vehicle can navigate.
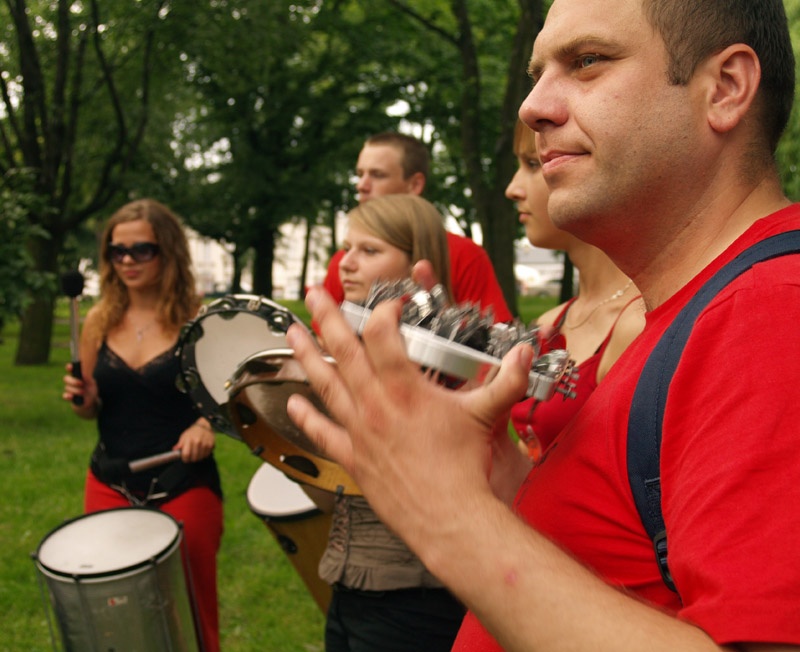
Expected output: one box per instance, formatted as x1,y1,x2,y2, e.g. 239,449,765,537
320,194,464,652
506,120,645,459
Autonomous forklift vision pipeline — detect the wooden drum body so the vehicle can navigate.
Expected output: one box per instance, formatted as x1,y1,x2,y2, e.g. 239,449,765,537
246,463,332,613
230,350,361,496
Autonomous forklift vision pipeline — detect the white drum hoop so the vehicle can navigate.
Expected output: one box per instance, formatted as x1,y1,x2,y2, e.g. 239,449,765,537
36,507,181,580
176,294,303,439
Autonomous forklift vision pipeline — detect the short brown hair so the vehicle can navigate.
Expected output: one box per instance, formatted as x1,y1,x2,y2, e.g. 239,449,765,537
642,0,794,152
366,132,430,181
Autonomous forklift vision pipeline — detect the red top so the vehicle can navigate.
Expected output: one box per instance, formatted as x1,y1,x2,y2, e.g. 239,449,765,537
322,232,512,323
510,296,639,455
454,205,800,650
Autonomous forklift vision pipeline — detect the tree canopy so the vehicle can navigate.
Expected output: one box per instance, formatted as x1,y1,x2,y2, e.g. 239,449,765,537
3,0,800,364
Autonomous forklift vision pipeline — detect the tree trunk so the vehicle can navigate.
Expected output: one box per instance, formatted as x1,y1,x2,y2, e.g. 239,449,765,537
560,256,575,303
299,216,311,299
450,0,543,319
251,228,275,297
484,191,520,317
231,245,244,293
327,208,338,261
14,229,62,365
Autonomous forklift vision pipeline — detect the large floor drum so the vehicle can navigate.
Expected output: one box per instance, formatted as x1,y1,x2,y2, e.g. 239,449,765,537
34,507,200,652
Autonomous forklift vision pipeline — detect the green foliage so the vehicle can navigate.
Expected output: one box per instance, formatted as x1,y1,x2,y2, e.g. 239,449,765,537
0,170,56,328
777,0,800,200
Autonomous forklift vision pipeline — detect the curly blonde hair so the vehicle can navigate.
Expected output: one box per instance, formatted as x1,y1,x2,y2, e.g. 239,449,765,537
92,199,199,339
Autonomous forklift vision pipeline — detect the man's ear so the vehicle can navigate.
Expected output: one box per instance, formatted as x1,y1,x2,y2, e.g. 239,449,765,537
702,43,761,135
407,172,426,196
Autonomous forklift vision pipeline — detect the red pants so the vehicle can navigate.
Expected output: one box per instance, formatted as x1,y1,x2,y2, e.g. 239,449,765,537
84,470,223,652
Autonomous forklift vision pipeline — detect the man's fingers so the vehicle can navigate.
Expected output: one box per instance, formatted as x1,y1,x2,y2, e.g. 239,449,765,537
286,393,355,473
411,259,438,291
469,344,534,427
359,299,422,379
287,319,360,428
301,288,379,398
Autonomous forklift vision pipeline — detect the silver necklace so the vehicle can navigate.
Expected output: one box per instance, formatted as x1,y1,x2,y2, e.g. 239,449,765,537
135,319,156,342
563,280,633,330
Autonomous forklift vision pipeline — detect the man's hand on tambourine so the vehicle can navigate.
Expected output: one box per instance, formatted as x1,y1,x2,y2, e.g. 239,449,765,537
285,286,533,557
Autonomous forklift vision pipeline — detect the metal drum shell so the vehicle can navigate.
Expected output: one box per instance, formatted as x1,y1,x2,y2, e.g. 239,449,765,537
34,507,200,652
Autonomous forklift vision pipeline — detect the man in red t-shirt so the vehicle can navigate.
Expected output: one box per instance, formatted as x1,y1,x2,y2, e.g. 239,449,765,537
323,132,511,321
288,2,800,652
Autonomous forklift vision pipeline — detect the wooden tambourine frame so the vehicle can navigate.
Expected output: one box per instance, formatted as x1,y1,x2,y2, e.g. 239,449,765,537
228,350,362,496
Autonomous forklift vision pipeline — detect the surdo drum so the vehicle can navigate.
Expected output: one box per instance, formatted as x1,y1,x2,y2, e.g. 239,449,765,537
34,507,200,652
246,463,333,613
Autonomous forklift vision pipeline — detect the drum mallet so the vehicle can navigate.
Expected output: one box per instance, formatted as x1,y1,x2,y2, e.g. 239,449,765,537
60,270,85,406
92,450,184,480
128,450,183,473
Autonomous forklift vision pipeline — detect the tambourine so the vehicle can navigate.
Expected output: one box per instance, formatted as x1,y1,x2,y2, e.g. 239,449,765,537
176,294,302,439
227,349,361,495
176,293,361,494
340,280,578,402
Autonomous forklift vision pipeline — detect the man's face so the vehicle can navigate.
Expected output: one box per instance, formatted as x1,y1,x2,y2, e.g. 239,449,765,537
519,0,705,253
355,144,417,203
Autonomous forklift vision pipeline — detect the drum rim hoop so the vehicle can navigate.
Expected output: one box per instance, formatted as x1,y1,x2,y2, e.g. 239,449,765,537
34,506,181,579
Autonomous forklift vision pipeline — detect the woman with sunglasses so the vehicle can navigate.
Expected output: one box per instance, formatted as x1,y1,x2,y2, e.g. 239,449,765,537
62,198,223,652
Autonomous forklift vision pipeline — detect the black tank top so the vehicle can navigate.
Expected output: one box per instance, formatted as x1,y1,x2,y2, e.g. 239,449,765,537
91,341,221,498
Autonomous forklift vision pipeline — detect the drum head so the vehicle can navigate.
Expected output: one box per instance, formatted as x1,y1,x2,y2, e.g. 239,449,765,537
37,508,180,578
176,294,302,438
246,463,318,521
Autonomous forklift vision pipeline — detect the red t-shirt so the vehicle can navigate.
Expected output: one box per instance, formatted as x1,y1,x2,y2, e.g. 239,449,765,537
322,232,512,323
454,205,800,650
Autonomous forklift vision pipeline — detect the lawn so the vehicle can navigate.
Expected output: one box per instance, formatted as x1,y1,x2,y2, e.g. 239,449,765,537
0,299,324,652
0,293,555,652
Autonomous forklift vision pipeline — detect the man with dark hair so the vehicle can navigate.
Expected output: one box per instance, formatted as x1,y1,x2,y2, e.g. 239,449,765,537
323,132,512,322
288,0,800,650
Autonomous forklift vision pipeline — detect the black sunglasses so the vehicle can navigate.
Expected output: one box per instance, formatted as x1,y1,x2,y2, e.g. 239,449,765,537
107,242,160,263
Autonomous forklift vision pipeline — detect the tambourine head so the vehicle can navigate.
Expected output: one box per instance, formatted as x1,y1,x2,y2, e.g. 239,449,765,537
175,294,304,440
228,350,362,496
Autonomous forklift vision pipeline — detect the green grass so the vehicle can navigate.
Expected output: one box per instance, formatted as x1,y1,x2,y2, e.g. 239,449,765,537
0,304,324,652
516,294,559,325
0,294,554,652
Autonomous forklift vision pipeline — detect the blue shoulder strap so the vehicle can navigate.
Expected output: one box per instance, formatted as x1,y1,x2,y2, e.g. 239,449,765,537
627,229,800,594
